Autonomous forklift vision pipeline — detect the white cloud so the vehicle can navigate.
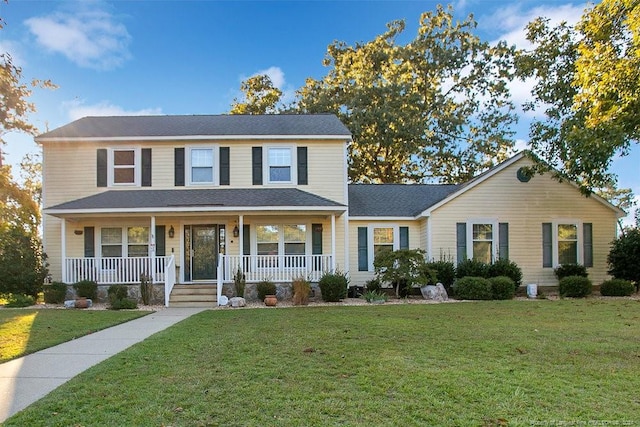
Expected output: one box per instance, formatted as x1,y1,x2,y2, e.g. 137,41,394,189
0,40,25,66
63,99,161,121
238,66,296,105
24,3,131,70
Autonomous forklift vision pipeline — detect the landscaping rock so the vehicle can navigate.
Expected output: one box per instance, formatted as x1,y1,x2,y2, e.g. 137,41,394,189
230,297,246,308
64,299,75,308
420,283,448,302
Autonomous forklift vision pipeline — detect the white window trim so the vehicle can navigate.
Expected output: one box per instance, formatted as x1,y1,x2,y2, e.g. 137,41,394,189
98,226,150,258
367,224,400,271
466,219,499,263
252,222,311,256
108,147,141,187
264,145,297,185
186,145,219,186
552,219,583,267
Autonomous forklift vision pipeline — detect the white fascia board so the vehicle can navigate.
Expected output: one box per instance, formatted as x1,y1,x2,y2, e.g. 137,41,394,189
418,152,526,217
348,216,417,221
44,205,347,216
36,135,352,143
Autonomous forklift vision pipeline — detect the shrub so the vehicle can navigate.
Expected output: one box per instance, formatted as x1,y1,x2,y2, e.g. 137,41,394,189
456,259,489,279
600,279,635,297
426,260,456,292
374,249,427,298
608,228,640,291
362,290,387,303
364,278,382,293
488,259,522,289
554,264,588,280
44,282,68,304
292,277,311,305
3,293,36,307
233,268,246,298
318,271,349,302
108,284,128,304
559,275,592,298
109,298,138,310
140,274,153,305
73,280,98,300
256,280,276,301
489,276,516,300
453,276,492,300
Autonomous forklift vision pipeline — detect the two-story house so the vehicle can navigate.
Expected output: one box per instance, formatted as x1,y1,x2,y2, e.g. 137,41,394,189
38,114,624,306
38,114,351,305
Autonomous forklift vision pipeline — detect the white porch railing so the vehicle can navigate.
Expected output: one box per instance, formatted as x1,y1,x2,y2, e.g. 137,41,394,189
217,254,333,283
164,255,176,307
64,256,173,285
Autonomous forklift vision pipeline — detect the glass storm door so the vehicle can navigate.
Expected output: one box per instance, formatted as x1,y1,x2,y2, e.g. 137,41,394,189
184,225,221,281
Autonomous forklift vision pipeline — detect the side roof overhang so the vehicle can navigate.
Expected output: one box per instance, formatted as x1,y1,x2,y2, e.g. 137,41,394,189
44,188,347,218
417,152,626,219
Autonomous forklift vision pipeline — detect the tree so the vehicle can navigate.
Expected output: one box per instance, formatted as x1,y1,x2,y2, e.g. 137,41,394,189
230,74,283,115
374,249,431,298
296,5,517,184
608,228,640,292
516,0,639,193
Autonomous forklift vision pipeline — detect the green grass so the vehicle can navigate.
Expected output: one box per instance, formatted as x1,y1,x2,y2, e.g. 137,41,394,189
0,309,150,363
4,300,640,426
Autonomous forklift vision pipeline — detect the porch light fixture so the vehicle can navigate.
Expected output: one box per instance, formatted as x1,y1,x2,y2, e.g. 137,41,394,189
74,230,83,235
168,226,175,238
233,225,239,237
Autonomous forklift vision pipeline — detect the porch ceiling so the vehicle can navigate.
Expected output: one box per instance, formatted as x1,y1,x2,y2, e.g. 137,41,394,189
44,188,346,217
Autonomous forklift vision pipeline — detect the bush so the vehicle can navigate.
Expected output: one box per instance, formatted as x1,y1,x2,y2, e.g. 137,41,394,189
318,271,349,302
600,279,635,297
292,277,311,305
0,226,48,298
108,284,128,304
608,228,640,291
374,249,427,298
456,259,489,279
233,268,246,298
362,290,388,303
365,278,382,293
559,275,592,298
489,276,516,300
73,280,98,300
554,264,588,280
256,280,276,301
426,260,456,293
109,298,138,310
44,282,68,304
453,276,492,300
488,259,522,289
2,293,36,307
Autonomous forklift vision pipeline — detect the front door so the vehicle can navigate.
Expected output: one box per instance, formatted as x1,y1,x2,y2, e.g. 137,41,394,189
184,225,225,281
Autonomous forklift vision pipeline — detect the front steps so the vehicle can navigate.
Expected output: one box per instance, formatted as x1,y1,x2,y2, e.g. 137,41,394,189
169,284,217,308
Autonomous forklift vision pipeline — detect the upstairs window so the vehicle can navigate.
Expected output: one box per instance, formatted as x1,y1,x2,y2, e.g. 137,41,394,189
110,149,139,186
190,148,215,184
268,147,292,183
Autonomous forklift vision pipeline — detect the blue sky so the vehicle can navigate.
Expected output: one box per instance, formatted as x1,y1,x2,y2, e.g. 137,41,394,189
1,0,638,221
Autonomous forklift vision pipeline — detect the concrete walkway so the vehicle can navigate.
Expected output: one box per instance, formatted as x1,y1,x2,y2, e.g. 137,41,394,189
0,307,207,423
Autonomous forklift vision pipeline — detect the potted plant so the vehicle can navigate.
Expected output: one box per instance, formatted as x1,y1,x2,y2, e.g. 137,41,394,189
257,280,276,306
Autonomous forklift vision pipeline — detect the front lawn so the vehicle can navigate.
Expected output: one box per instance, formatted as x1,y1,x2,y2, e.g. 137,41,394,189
4,300,640,426
0,309,150,363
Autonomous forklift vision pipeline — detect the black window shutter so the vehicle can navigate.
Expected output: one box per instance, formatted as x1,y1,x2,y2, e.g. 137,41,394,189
141,148,152,187
456,223,467,265
400,226,409,249
174,148,185,186
84,227,95,257
297,147,308,185
499,223,509,260
358,227,368,271
219,147,230,185
155,225,166,257
542,223,552,267
96,149,107,187
312,224,323,254
252,147,263,185
243,224,251,255
583,223,593,268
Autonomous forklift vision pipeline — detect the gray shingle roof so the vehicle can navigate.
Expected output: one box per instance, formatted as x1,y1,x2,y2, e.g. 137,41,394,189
37,114,351,140
46,188,345,212
348,184,459,217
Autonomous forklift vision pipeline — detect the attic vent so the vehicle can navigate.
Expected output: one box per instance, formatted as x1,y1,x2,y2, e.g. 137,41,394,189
516,167,532,183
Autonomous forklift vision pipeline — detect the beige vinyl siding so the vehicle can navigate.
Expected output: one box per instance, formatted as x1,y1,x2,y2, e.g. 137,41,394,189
348,219,423,287
428,157,619,286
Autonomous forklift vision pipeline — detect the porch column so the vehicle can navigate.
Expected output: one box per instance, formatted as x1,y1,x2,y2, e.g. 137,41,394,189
238,215,244,256
61,219,66,283
150,216,156,283
331,214,336,271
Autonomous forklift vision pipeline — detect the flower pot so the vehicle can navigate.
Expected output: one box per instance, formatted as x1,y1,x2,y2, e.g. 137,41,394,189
75,297,88,309
264,295,277,307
